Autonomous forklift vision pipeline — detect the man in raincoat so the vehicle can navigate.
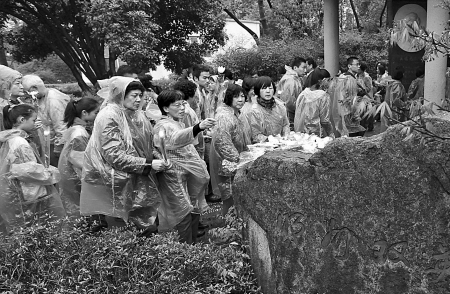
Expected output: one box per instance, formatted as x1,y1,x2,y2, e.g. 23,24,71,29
22,75,70,166
80,77,167,234
153,90,215,244
278,57,307,127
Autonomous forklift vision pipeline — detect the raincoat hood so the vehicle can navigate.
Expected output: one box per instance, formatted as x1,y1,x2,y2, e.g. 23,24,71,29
0,129,26,143
97,76,136,106
0,65,22,99
283,65,299,77
301,88,327,103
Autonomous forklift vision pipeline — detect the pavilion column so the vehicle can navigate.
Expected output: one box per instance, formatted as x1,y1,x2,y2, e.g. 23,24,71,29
324,0,339,76
424,0,448,107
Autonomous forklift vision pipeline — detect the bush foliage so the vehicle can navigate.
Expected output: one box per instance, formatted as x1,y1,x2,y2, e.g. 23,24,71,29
212,31,389,79
15,54,77,84
0,219,261,294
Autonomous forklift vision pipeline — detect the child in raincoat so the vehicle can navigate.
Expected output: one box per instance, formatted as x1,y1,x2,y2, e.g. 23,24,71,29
0,104,65,233
58,98,99,216
153,90,215,244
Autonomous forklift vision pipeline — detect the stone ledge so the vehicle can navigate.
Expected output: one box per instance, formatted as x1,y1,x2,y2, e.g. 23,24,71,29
235,116,450,294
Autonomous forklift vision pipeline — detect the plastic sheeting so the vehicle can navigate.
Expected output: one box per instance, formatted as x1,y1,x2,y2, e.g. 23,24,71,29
58,119,89,216
244,100,290,143
294,88,333,137
80,77,160,229
210,105,248,201
153,117,209,231
0,129,65,232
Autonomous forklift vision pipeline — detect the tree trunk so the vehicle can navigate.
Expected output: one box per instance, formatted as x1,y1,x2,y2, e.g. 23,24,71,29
380,0,387,28
257,0,269,36
0,35,8,66
349,0,362,32
224,8,260,45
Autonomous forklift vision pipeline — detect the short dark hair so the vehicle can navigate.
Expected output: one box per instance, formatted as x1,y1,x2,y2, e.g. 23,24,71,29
304,68,331,89
223,84,244,106
116,65,138,77
173,79,197,100
242,77,257,93
392,66,405,81
359,62,368,72
223,68,233,80
192,64,211,79
157,90,183,115
306,57,317,69
290,57,306,68
347,56,359,66
377,62,387,75
125,81,145,97
254,76,276,98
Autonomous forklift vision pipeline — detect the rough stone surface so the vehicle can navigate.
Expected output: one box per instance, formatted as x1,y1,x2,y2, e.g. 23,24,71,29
234,115,450,294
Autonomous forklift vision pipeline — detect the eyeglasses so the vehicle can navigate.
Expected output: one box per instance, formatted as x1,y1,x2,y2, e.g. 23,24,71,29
351,63,360,66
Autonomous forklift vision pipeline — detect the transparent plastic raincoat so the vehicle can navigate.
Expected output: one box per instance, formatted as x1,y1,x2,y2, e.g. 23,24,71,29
153,116,209,231
80,77,160,228
294,88,334,137
328,77,368,136
57,118,89,216
210,105,248,200
37,88,70,149
0,129,65,232
278,66,303,120
245,100,290,143
182,103,204,158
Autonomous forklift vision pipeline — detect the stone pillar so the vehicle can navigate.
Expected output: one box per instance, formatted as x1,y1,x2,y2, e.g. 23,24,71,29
424,0,448,107
324,0,339,76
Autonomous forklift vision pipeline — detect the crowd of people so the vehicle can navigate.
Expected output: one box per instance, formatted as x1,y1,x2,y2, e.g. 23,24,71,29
0,56,423,244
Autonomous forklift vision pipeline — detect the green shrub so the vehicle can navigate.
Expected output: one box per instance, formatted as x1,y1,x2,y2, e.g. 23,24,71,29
45,83,83,97
212,31,389,79
0,219,261,294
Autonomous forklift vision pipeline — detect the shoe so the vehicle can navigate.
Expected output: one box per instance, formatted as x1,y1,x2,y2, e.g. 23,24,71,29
205,193,222,203
198,222,209,230
197,229,206,238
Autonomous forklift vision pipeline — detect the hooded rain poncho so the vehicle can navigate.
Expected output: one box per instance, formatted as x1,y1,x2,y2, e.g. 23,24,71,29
0,129,65,232
153,116,209,231
80,77,160,228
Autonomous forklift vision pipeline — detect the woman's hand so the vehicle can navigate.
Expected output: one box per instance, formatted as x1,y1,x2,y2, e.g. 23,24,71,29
199,118,216,130
151,159,167,172
151,159,172,172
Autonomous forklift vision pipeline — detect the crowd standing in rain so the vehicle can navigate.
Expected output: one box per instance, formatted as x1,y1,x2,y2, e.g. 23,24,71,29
0,56,421,243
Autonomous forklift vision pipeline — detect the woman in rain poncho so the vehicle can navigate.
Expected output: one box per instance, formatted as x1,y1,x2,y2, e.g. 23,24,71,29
153,90,215,244
210,84,249,216
80,77,168,234
245,76,290,143
0,104,65,233
294,68,335,138
58,98,99,216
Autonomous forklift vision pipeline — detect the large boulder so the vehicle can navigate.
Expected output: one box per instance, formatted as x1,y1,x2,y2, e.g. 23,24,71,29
234,116,450,294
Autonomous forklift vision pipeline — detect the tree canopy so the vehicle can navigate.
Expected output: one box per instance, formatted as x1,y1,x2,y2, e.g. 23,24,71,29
0,0,225,92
